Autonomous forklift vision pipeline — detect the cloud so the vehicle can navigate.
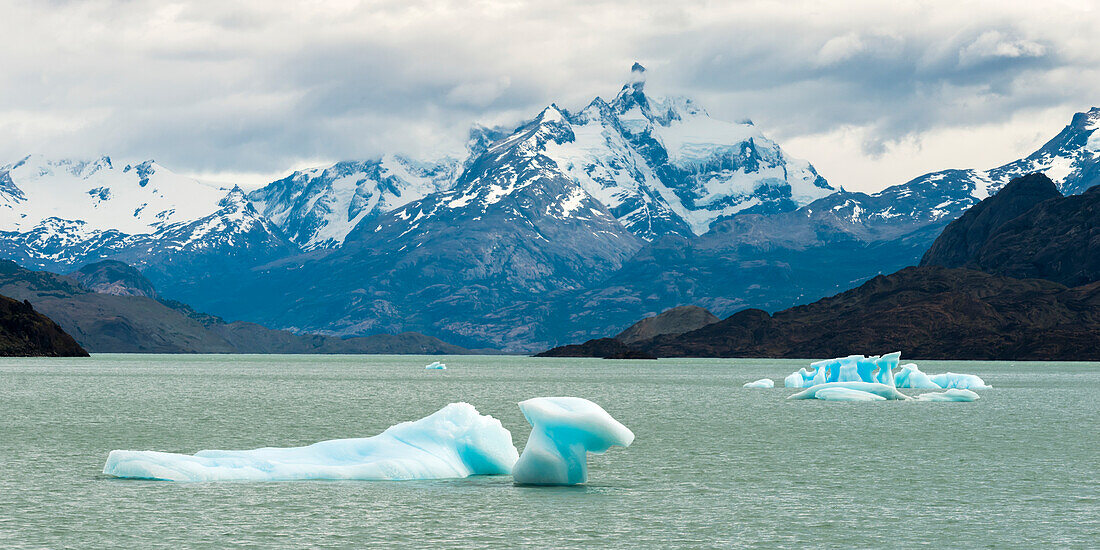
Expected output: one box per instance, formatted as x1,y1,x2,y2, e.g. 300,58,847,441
0,0,1097,192
958,31,1047,67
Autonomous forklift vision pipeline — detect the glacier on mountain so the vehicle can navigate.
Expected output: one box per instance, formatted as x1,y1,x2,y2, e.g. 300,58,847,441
103,403,517,482
0,155,230,235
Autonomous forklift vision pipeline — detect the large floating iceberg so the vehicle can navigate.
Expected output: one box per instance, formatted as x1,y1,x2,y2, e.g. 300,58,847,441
784,352,990,398
103,403,518,482
512,397,634,486
784,352,901,388
425,361,446,370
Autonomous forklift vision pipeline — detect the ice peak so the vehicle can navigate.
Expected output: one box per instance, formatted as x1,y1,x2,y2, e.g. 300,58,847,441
624,62,647,94
218,185,248,207
1079,106,1100,131
537,104,567,124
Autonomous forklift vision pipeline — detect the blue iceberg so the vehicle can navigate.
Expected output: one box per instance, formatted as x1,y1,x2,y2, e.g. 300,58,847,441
425,361,446,370
784,353,901,388
929,372,990,389
785,353,990,398
916,388,981,402
815,387,887,401
788,381,910,401
512,397,634,486
894,363,941,389
103,403,518,482
743,378,774,388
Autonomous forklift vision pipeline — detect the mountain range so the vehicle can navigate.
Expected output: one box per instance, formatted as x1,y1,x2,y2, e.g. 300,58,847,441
2,64,1099,352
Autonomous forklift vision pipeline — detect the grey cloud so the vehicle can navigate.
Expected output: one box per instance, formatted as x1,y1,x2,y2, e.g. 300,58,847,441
0,0,1097,191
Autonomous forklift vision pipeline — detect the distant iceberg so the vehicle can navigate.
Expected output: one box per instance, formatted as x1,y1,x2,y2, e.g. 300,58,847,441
784,353,990,399
513,397,634,486
743,378,774,388
103,403,518,482
916,389,981,402
425,361,446,370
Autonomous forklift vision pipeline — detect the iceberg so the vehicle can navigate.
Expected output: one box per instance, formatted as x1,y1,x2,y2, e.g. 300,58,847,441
788,381,910,401
815,387,887,401
103,403,518,482
894,363,941,389
425,361,446,370
785,353,990,396
743,378,774,388
784,353,900,387
929,372,990,389
512,397,634,486
916,389,981,402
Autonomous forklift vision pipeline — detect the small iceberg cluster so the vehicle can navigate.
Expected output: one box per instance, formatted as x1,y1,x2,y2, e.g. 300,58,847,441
104,397,634,487
743,378,774,388
784,352,988,402
513,397,635,486
425,361,446,370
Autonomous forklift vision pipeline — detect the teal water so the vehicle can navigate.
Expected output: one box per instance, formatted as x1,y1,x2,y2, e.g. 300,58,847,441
0,354,1097,548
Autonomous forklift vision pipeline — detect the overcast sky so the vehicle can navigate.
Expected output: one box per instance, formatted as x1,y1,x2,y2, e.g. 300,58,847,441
2,0,1098,192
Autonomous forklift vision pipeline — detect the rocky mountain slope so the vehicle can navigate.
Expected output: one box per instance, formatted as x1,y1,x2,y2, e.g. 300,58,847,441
541,173,1100,360
0,260,489,354
639,267,1100,360
921,174,1100,286
0,294,88,357
614,305,718,344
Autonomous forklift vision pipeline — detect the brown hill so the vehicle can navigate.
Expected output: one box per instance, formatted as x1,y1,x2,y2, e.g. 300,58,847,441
0,294,88,357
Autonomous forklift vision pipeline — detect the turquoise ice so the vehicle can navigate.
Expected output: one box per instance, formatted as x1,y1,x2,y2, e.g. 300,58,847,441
784,353,900,388
894,363,941,388
512,397,634,486
784,353,990,395
425,361,446,370
102,403,518,482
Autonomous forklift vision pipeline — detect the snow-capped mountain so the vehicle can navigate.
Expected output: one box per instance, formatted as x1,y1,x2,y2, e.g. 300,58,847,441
244,63,834,244
248,155,460,250
246,106,647,345
545,63,833,239
2,63,1100,352
0,155,231,235
814,106,1100,233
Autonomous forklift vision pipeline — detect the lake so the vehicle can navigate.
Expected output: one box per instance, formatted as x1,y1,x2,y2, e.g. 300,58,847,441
0,354,1097,548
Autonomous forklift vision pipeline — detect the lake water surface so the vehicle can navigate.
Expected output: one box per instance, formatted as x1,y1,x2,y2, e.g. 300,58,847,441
1,355,1097,548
